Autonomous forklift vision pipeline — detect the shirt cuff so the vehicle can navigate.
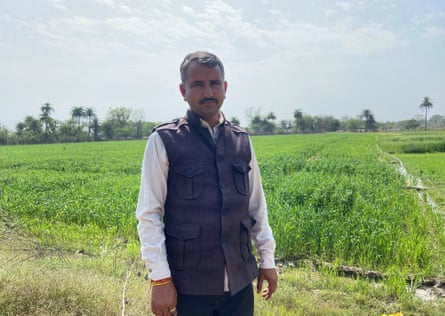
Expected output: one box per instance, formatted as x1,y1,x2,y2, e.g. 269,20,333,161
259,253,276,269
145,260,171,281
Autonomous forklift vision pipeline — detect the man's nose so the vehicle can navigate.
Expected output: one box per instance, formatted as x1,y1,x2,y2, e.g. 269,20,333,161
203,84,214,97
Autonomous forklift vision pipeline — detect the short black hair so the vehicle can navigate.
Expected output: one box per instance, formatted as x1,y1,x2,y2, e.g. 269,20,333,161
180,51,225,83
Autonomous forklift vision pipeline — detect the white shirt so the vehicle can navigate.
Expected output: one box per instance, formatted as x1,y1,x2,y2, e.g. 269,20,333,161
135,116,276,285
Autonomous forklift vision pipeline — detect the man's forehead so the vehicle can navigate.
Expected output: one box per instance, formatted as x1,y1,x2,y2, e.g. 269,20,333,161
185,62,224,80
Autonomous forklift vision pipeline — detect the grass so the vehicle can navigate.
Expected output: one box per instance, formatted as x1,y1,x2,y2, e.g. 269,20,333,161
394,153,445,212
1,131,445,314
255,133,445,277
2,231,445,315
0,217,150,315
377,130,445,154
3,222,445,316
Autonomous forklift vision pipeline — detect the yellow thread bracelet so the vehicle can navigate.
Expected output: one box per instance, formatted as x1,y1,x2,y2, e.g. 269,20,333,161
151,277,172,287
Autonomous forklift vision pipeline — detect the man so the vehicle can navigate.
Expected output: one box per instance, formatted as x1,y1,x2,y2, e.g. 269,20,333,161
136,51,278,316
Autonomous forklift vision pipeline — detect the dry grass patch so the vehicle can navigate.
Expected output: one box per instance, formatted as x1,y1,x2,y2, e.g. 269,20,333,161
0,253,152,315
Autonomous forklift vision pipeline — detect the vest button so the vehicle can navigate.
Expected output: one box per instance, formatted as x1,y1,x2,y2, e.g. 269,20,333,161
219,183,225,190
221,208,229,216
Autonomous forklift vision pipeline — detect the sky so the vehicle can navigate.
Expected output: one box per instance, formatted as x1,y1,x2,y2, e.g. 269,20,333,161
1,0,444,130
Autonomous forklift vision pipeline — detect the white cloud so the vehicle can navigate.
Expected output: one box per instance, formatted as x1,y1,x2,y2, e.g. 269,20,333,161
335,2,353,11
48,0,67,11
53,16,100,34
262,18,398,58
92,0,117,8
340,23,398,54
411,11,444,25
181,5,194,15
6,0,401,62
0,13,13,23
0,40,11,49
89,0,135,13
420,25,444,40
118,4,133,13
374,0,398,11
177,1,270,52
325,9,337,17
105,16,150,34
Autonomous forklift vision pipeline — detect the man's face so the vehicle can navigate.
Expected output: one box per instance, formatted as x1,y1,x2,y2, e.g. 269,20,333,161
179,60,227,126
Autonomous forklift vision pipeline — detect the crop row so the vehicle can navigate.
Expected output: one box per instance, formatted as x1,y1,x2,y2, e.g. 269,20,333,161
1,133,444,277
253,133,445,275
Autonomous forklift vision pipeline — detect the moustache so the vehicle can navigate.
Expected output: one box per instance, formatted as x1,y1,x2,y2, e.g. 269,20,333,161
199,98,218,104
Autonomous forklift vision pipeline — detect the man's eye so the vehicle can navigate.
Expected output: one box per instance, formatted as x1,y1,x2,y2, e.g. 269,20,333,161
192,82,203,87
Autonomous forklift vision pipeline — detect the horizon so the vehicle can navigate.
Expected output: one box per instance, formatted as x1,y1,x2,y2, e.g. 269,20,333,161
0,102,438,132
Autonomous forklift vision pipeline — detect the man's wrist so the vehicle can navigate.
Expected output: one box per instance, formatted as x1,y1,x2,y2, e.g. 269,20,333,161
151,277,173,287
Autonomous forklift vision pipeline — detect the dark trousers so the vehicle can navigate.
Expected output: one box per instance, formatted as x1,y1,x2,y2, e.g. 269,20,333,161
176,284,254,316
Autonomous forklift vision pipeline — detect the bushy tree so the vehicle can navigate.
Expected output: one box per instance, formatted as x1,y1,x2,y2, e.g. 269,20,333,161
317,115,341,132
403,119,421,130
15,116,43,144
429,115,445,129
102,107,133,139
230,117,240,126
0,125,9,145
246,107,276,134
345,118,362,132
279,120,292,133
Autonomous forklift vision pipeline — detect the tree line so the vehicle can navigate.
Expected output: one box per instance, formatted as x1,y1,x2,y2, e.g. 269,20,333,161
0,96,442,145
0,104,157,145
243,96,441,134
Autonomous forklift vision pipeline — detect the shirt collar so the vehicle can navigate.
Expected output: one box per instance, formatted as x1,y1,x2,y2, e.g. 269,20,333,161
199,112,225,129
200,112,225,141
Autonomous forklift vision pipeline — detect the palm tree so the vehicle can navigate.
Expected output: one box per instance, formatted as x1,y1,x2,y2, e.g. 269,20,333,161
361,109,377,132
419,97,433,130
71,106,85,129
91,117,100,140
40,102,54,139
85,107,96,136
293,109,303,133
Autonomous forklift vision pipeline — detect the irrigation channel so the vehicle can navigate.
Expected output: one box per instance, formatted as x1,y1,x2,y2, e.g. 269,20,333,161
384,150,445,302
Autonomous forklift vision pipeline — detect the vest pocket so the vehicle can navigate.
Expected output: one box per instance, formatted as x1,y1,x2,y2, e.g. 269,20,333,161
172,164,204,199
232,163,251,196
240,215,256,261
166,225,201,270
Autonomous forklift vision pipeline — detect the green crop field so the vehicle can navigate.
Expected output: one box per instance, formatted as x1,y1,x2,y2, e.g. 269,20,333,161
254,133,445,273
1,131,445,315
377,131,445,213
0,141,143,251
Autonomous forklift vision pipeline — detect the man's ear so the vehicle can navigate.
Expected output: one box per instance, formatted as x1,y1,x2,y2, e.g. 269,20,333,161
179,83,186,100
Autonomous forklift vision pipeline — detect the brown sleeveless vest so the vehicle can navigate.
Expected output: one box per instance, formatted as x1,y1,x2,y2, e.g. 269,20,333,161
155,110,258,296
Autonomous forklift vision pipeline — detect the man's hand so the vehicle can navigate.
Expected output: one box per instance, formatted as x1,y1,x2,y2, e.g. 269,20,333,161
256,268,278,300
151,281,178,316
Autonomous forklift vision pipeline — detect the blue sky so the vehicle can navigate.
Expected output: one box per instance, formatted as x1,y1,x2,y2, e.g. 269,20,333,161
1,0,444,129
